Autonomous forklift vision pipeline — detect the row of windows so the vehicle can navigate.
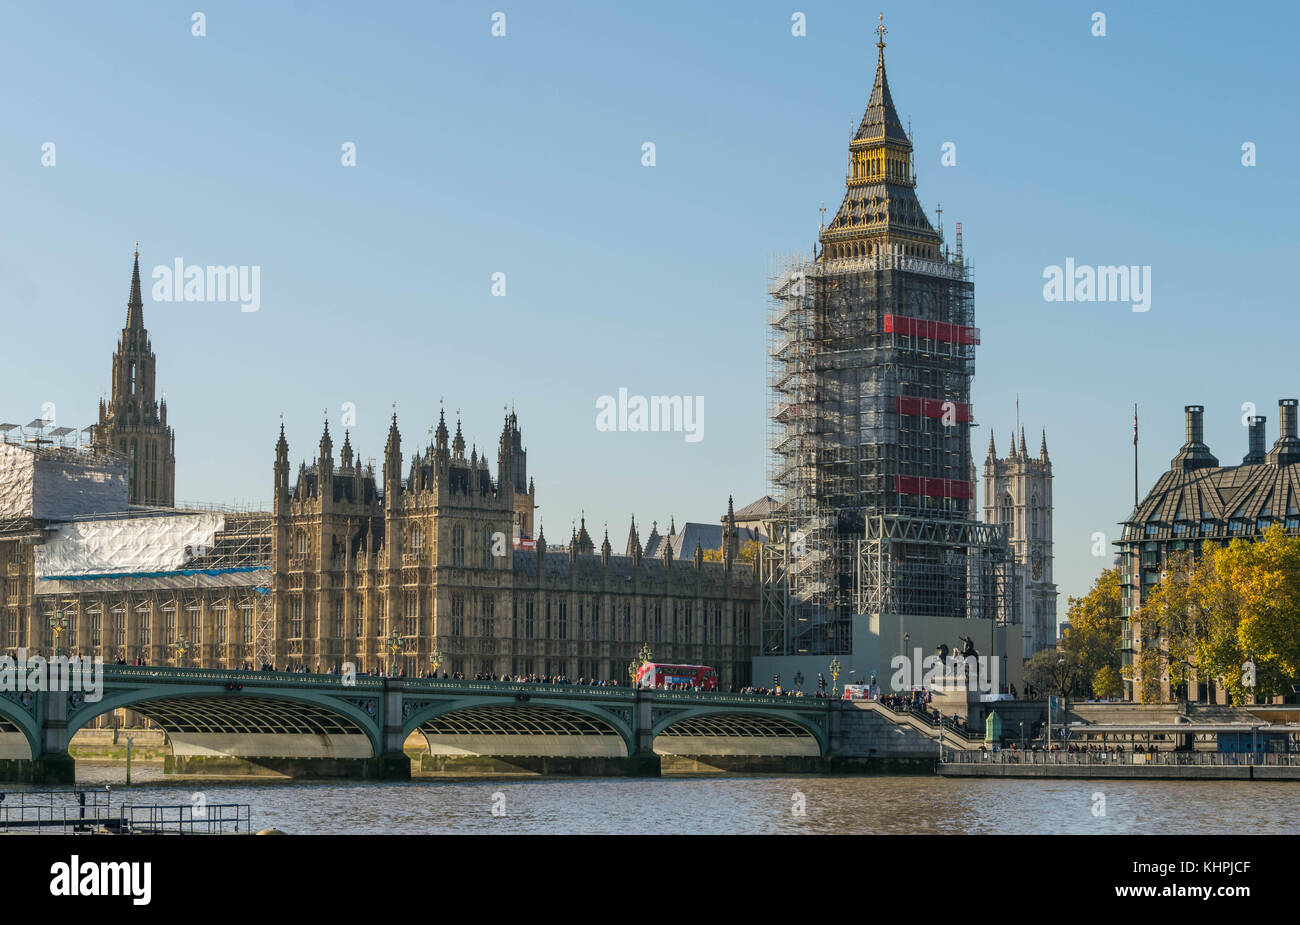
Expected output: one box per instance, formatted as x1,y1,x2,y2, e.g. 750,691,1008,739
294,523,502,568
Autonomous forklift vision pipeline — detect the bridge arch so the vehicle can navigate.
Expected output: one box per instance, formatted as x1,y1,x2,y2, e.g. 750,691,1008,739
403,696,635,758
0,696,39,760
67,683,384,760
651,707,827,757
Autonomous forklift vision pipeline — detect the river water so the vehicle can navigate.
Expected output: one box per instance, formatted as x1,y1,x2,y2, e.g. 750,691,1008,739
64,765,1300,834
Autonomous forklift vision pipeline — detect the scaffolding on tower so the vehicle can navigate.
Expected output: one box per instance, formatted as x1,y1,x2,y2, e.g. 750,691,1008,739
760,242,1014,657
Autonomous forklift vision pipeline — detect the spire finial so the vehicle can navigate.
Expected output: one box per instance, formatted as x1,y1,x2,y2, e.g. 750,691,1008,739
876,12,887,49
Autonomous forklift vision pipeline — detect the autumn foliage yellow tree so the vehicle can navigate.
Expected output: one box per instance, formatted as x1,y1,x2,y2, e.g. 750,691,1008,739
1025,567,1122,699
1134,526,1300,703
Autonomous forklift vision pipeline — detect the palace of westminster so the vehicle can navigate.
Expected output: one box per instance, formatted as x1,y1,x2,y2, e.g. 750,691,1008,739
0,251,761,686
1,31,1059,692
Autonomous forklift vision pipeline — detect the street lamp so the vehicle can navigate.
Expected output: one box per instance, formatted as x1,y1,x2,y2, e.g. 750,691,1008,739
428,647,443,678
626,646,650,691
386,629,403,675
829,656,842,698
171,634,192,667
49,612,69,658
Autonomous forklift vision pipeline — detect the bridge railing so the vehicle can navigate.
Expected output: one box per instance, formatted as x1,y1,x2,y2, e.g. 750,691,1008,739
401,678,637,701
940,750,1300,766
869,700,985,742
651,689,831,707
100,665,385,690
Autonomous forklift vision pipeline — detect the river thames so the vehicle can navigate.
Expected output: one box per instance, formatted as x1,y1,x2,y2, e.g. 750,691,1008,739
67,766,1300,834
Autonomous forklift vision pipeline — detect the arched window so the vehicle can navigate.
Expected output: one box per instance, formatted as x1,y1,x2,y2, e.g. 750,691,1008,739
295,530,308,556
1000,493,1014,531
410,525,424,554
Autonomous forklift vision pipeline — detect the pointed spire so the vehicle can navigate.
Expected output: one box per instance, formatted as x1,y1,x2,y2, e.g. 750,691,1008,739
1008,431,1018,459
453,415,465,458
1039,429,1048,461
435,407,449,451
857,15,908,143
987,430,996,460
1019,427,1027,458
126,243,144,330
820,20,940,264
626,515,639,557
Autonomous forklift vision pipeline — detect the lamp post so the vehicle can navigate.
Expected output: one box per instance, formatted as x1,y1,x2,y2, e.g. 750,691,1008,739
829,656,842,698
386,630,403,675
171,634,192,667
629,643,652,688
428,647,443,678
49,612,69,658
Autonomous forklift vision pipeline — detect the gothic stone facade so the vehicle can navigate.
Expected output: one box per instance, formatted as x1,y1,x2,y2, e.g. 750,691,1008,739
983,428,1058,658
89,248,175,506
272,412,758,685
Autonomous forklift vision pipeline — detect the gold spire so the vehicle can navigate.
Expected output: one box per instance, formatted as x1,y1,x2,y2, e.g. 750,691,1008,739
817,21,942,264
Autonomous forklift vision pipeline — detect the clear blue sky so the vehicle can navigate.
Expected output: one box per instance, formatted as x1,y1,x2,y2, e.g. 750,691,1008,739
2,1,1296,614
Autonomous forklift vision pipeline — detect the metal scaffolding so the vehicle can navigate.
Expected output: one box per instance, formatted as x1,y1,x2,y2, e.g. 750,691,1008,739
761,246,989,656
855,515,1020,627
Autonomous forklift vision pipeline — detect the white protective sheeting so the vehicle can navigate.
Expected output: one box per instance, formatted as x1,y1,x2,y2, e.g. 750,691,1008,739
0,443,127,521
35,513,225,578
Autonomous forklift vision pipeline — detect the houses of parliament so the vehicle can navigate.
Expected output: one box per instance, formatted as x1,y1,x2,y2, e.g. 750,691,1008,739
0,251,759,686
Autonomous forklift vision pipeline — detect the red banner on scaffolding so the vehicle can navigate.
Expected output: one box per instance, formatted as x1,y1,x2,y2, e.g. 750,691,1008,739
894,395,974,422
893,475,974,499
883,314,980,345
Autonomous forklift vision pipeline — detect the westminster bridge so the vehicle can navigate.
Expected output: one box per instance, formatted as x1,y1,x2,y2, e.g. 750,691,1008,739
0,666,937,783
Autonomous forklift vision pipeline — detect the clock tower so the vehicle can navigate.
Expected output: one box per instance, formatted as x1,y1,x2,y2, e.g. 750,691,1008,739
983,427,1057,659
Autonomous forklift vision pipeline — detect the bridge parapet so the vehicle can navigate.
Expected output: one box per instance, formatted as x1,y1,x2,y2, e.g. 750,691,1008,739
0,669,860,782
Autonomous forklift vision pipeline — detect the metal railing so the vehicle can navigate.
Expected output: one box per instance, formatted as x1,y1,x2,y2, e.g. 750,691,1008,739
120,802,250,834
0,787,114,833
940,750,1300,766
0,788,253,834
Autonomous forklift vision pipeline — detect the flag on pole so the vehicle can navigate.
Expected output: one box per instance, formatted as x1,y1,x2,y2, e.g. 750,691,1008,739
1133,405,1138,446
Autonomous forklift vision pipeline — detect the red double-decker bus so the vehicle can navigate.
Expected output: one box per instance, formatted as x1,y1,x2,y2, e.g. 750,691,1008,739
635,663,718,691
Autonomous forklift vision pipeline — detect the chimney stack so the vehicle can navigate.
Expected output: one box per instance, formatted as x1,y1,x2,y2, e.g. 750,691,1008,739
1267,399,1300,467
1185,405,1205,445
1243,415,1267,465
1171,405,1218,471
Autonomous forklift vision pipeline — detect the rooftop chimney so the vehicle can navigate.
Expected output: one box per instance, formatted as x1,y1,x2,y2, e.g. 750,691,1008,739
1243,415,1267,465
1171,405,1218,471
1267,399,1300,467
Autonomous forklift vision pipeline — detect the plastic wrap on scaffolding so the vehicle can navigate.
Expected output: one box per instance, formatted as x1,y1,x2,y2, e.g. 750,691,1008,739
35,512,225,578
0,443,127,521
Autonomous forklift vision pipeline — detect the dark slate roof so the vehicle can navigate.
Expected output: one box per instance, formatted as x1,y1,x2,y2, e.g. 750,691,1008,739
644,523,759,560
856,47,909,143
732,496,776,521
1123,460,1300,543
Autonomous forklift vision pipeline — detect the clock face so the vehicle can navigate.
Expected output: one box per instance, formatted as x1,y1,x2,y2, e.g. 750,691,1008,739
1031,552,1044,581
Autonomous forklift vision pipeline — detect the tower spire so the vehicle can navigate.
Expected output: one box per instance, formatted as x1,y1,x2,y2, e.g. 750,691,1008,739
126,244,144,330
818,20,941,264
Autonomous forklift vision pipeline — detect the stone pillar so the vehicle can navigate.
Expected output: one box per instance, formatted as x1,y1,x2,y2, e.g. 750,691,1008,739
626,690,661,776
375,677,411,779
